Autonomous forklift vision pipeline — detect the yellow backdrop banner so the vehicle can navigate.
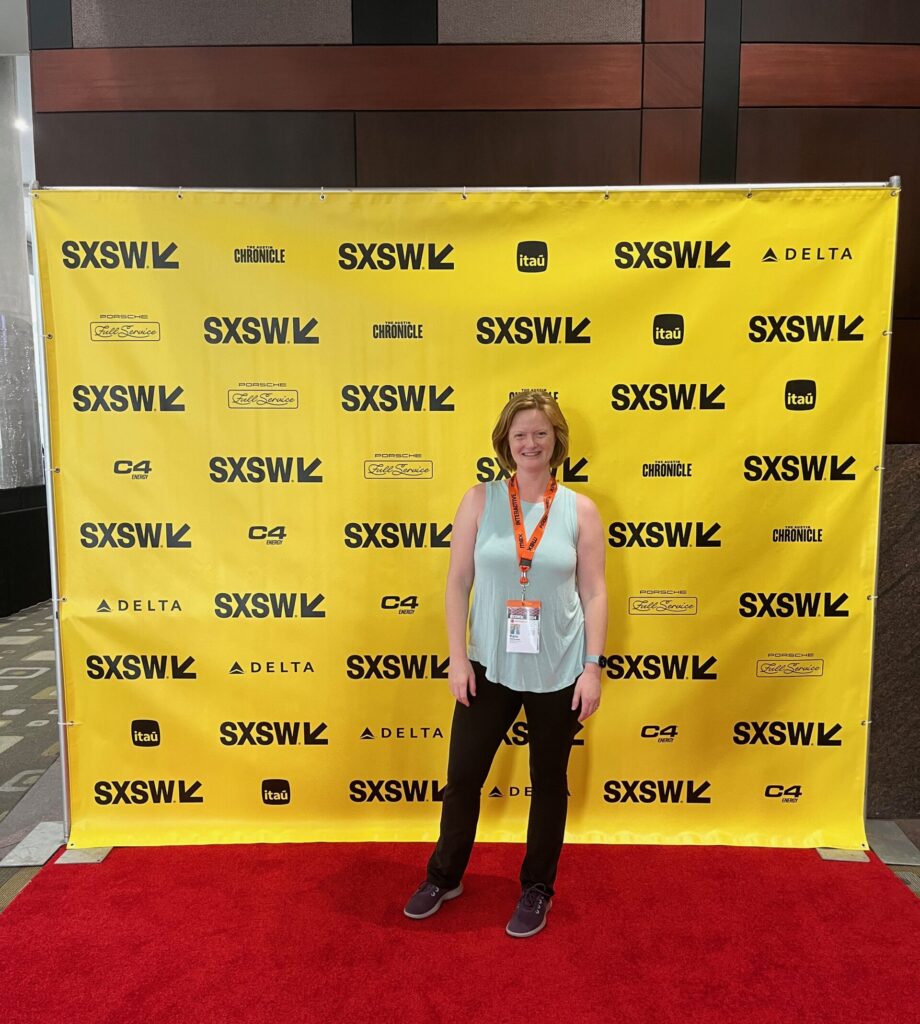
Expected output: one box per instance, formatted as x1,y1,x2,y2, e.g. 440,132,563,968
33,187,897,850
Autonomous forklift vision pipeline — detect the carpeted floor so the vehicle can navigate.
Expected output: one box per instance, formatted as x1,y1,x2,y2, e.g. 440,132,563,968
1,841,919,1024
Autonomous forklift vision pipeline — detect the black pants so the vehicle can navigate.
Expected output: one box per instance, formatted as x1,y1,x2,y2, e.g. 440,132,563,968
426,660,583,897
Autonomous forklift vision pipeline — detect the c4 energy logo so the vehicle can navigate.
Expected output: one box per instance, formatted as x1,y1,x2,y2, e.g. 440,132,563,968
131,719,161,746
80,522,191,549
346,654,450,680
733,721,842,746
765,785,803,803
214,593,326,618
262,779,291,804
476,316,590,344
113,459,151,479
209,456,322,483
381,595,419,615
62,240,179,269
203,316,318,344
603,779,711,803
348,779,446,802
614,240,731,269
653,314,684,345
343,522,451,548
248,525,287,545
341,384,454,412
785,380,816,410
73,385,184,412
338,242,454,270
739,592,848,618
602,654,717,681
640,725,678,743
86,654,196,680
219,721,328,746
517,241,548,272
743,455,855,482
608,521,721,548
611,383,725,410
94,779,203,805
749,313,863,342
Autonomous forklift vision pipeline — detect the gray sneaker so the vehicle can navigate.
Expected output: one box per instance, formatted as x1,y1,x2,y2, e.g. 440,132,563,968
403,880,464,919
506,884,553,938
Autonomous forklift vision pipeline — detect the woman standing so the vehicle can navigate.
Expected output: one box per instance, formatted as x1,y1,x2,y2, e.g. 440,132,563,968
403,391,607,937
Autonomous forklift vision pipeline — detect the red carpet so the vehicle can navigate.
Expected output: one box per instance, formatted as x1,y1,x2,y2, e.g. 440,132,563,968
2,842,919,1024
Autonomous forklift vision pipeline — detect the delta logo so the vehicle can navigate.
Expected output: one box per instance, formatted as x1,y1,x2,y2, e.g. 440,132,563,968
96,598,183,614
476,456,589,483
94,779,203,805
475,316,590,344
73,384,184,413
219,721,328,746
214,593,325,619
602,654,718,681
86,654,196,681
743,455,855,482
517,241,548,272
610,383,725,410
343,522,452,548
209,456,322,483
749,313,863,342
338,242,454,271
608,521,721,548
734,721,842,746
228,660,314,675
203,316,318,344
360,726,445,741
346,654,450,680
349,779,446,802
80,522,191,549
603,779,711,803
341,384,454,412
739,592,848,618
62,240,179,270
614,240,731,269
761,246,852,263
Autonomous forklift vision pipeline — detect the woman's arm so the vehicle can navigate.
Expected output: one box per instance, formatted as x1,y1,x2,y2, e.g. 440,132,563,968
445,484,485,706
572,493,608,721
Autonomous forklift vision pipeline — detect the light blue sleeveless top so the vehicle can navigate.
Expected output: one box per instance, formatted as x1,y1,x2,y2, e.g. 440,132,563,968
468,479,585,692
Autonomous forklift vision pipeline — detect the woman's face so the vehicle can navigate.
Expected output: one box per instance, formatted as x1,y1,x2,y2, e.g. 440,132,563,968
508,408,555,473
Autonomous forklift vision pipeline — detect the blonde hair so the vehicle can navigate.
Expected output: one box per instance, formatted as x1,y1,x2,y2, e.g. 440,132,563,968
491,391,570,475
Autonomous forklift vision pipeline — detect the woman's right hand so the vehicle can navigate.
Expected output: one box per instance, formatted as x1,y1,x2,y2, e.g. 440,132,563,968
449,656,477,707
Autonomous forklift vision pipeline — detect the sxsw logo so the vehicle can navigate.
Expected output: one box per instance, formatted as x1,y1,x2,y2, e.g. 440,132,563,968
653,314,684,345
346,654,450,680
343,522,451,548
517,241,547,272
602,654,717,681
734,721,842,746
476,316,590,345
341,384,454,412
73,384,184,413
476,456,588,483
338,242,454,271
93,779,202,805
203,316,318,344
131,719,160,746
608,521,721,548
80,522,191,549
348,779,446,802
749,313,863,342
86,654,196,680
62,240,179,270
603,779,711,804
209,456,322,483
501,721,584,747
739,592,848,618
743,454,855,482
219,721,328,746
214,593,325,619
614,240,731,269
611,383,725,410
786,380,816,411
263,779,291,804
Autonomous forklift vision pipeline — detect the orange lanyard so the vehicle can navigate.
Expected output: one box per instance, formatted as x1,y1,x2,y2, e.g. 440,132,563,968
507,474,558,589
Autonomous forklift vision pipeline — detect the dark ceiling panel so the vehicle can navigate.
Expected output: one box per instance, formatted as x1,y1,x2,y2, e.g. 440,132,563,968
742,1,920,44
887,320,920,443
644,0,704,42
352,0,437,44
737,108,916,318
643,43,703,107
641,108,701,184
28,0,72,49
355,111,640,187
741,44,920,106
31,44,642,112
33,111,356,187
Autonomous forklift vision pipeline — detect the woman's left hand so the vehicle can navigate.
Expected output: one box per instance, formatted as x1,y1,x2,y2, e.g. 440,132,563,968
571,666,602,722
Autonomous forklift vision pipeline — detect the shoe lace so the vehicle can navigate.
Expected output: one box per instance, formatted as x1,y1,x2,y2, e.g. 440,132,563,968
521,886,548,913
419,882,441,896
